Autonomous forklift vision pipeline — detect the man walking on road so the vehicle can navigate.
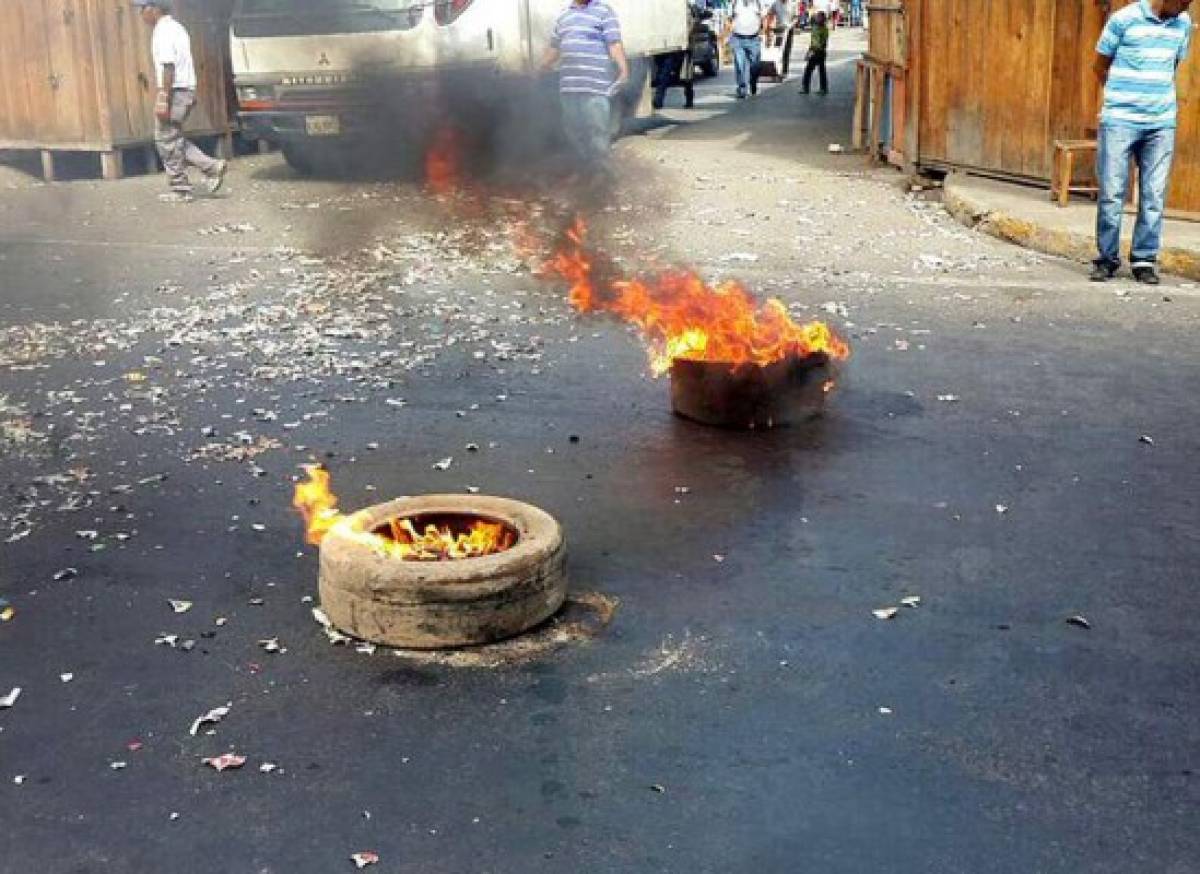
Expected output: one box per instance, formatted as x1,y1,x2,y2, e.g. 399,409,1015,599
134,0,225,203
727,0,768,99
543,0,630,180
1091,0,1193,285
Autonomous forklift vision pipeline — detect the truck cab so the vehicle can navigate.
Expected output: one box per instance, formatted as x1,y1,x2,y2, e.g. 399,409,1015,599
230,0,689,174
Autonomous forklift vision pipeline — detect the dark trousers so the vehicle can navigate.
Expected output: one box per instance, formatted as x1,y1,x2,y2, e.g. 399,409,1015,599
653,51,694,108
802,49,828,93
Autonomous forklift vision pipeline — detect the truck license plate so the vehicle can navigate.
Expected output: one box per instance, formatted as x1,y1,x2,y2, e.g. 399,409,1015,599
305,115,340,136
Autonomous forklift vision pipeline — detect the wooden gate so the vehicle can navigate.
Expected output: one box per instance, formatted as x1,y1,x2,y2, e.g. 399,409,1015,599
912,0,1200,211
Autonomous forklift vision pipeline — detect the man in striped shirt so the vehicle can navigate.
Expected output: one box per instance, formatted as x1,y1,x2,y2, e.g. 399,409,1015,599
543,1,630,177
1091,0,1193,284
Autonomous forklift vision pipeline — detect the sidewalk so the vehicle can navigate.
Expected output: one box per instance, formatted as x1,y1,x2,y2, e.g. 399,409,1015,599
944,173,1200,280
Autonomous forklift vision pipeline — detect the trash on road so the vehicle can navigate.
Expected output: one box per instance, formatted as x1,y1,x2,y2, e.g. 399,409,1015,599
0,687,21,708
202,754,247,772
189,702,232,736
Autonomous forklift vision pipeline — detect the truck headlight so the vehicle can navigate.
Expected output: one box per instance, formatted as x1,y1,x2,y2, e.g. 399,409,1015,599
237,85,276,103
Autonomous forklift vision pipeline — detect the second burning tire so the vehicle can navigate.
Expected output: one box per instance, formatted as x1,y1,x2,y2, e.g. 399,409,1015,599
318,495,566,649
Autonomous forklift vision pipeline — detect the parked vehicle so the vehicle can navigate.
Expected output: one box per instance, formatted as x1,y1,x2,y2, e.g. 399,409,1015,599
230,0,690,175
689,5,720,77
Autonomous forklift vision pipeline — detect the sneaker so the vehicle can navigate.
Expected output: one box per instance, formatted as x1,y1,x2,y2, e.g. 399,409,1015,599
1089,262,1116,282
204,159,228,196
1132,265,1161,285
159,191,194,204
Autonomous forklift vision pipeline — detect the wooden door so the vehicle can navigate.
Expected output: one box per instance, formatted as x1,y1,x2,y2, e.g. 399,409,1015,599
918,0,1058,180
0,2,58,147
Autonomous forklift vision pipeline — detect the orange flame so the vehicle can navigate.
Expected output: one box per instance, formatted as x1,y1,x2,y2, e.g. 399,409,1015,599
292,466,514,561
545,218,850,376
292,465,339,546
425,126,463,196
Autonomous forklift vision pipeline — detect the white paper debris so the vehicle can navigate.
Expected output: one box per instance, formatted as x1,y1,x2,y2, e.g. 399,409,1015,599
351,852,380,869
168,599,193,614
432,457,454,471
189,703,232,736
0,687,21,708
872,607,899,621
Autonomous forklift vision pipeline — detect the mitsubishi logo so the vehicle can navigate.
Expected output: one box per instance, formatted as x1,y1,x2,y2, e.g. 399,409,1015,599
317,52,331,67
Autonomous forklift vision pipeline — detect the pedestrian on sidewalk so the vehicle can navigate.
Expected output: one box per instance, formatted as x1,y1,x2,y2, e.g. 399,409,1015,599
133,0,225,203
543,0,630,181
1090,0,1194,285
800,11,830,94
726,0,768,99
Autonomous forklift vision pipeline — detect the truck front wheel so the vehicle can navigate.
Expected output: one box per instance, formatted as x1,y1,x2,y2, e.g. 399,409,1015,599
282,145,317,176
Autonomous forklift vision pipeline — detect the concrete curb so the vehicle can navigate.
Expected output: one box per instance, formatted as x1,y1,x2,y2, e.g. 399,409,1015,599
943,175,1200,281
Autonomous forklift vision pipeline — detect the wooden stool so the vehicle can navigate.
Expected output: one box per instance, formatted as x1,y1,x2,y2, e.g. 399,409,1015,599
1051,139,1099,207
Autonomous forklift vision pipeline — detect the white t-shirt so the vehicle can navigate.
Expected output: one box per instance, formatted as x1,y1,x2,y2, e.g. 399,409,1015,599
731,0,766,36
152,15,197,90
770,0,795,28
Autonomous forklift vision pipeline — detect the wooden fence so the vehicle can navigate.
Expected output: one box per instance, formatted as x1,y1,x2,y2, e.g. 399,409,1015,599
0,0,234,180
865,0,1200,213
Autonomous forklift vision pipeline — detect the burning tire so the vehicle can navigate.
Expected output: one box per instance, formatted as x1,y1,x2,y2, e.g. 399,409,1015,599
670,353,835,429
318,495,566,649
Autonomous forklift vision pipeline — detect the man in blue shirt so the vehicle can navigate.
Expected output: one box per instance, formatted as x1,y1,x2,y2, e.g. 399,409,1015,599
1091,0,1193,284
543,0,630,179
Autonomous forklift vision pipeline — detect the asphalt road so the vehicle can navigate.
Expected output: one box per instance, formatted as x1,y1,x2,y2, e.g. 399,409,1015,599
1,33,1198,874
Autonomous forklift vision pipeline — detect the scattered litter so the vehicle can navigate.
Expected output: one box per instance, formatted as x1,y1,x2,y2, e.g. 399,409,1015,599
13,776,25,785
258,637,283,653
827,143,844,153
0,598,13,622
259,762,279,774
53,568,79,581
189,702,232,736
351,852,380,869
995,504,1009,514
60,673,74,683
1139,434,1155,445
718,252,759,263
937,394,960,403
168,599,193,614
202,754,247,772
1066,614,1092,630
432,457,454,471
872,607,899,620
154,633,179,648
878,707,893,715
900,596,921,608
712,554,725,563
355,642,377,656
650,783,666,794
110,761,127,771
0,687,21,709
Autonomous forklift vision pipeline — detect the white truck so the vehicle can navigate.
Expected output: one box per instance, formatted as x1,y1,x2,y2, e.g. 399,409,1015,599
230,0,690,174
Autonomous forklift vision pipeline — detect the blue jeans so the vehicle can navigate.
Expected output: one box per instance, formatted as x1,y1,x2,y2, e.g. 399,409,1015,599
560,93,612,170
1095,124,1177,269
731,34,761,96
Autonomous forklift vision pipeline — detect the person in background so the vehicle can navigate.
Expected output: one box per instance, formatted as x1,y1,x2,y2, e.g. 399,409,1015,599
830,0,842,28
726,0,768,99
849,0,864,27
653,2,701,109
1090,0,1193,285
543,0,630,181
133,0,225,203
799,10,830,94
769,0,797,78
